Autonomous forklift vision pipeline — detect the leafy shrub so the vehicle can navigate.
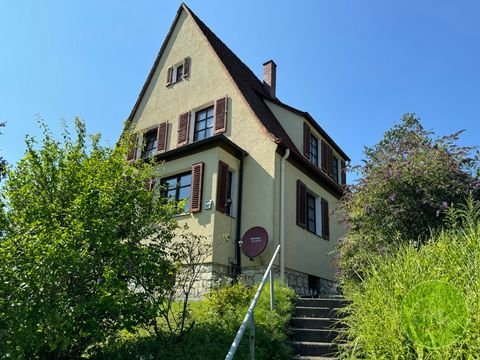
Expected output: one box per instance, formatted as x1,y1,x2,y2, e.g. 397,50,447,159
92,281,296,360
0,119,180,359
339,199,480,359
338,114,479,280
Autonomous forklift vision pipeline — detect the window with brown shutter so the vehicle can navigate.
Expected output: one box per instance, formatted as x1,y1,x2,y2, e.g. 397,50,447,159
303,123,311,158
190,162,204,213
183,57,191,78
321,198,330,240
214,96,228,134
156,122,168,153
341,160,347,186
166,66,173,86
177,112,190,146
216,161,229,213
328,146,334,177
321,140,328,172
296,180,307,228
126,134,138,162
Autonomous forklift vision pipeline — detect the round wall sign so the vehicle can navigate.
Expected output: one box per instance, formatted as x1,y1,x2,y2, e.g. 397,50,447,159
241,226,268,258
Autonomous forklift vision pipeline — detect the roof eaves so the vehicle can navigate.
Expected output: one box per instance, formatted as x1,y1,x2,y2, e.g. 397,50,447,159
263,95,350,161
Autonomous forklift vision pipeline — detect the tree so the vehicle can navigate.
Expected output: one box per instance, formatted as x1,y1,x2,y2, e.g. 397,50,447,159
0,122,6,180
0,118,180,359
337,114,479,280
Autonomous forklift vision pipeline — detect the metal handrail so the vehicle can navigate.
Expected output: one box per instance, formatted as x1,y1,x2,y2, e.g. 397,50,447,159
225,244,281,360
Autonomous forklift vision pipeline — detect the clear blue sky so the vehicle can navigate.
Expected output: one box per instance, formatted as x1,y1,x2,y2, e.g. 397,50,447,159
1,1,479,182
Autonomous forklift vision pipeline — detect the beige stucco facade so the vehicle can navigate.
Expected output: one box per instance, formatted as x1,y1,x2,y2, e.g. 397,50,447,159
125,5,348,295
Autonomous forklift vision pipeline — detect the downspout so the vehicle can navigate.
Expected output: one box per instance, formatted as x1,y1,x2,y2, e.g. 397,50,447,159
280,148,290,284
235,153,245,279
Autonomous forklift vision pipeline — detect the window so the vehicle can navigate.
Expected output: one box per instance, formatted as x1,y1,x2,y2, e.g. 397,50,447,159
194,106,214,141
142,128,158,158
175,64,183,82
161,172,192,212
166,57,190,86
216,161,236,216
226,170,233,216
306,193,316,233
310,134,318,166
331,156,339,183
296,180,330,239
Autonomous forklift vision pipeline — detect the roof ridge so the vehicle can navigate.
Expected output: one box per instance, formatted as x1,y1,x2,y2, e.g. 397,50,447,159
181,3,270,97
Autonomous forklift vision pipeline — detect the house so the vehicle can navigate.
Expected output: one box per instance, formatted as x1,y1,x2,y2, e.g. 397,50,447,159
123,3,349,297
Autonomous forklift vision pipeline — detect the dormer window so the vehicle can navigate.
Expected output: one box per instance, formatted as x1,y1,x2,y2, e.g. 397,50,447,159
310,134,319,166
331,156,339,183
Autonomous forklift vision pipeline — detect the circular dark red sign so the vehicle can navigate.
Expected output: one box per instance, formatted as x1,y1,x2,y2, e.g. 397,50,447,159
241,226,268,258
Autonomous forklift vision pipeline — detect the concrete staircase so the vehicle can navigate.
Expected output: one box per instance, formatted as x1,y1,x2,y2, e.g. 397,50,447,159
290,296,346,360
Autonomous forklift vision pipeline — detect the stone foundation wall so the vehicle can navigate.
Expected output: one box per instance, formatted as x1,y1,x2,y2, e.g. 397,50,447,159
183,263,231,300
178,263,339,299
242,265,339,297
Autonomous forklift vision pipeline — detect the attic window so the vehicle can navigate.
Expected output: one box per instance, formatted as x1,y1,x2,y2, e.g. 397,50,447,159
166,57,191,86
176,64,184,82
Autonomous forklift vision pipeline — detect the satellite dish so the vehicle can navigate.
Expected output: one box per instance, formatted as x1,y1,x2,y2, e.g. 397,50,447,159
241,226,268,258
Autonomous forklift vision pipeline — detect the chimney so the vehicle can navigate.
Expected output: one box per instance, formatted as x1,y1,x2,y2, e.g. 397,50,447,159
263,60,277,98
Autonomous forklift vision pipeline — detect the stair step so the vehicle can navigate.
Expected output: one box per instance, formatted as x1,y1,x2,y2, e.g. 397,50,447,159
296,298,348,308
291,328,338,342
291,317,343,330
294,306,343,318
290,341,338,357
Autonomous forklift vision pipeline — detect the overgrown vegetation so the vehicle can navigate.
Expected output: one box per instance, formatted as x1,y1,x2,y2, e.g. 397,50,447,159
337,114,480,279
339,199,480,358
0,119,296,359
91,282,296,360
0,119,182,359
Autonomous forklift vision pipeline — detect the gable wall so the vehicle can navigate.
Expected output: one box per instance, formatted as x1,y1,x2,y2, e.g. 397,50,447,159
129,10,279,267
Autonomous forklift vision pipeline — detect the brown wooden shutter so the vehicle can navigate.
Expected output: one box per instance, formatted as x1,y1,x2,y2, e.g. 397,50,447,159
321,140,328,172
214,96,228,134
327,146,334,178
190,162,204,213
341,159,347,186
216,161,229,213
303,123,311,158
126,134,138,162
156,122,168,152
321,198,330,240
177,112,190,146
183,57,191,78
296,180,307,228
166,66,173,86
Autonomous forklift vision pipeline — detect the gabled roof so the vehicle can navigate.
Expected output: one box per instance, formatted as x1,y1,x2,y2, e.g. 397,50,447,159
126,3,349,195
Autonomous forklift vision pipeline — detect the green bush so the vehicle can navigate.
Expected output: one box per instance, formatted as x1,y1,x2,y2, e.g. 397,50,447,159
338,114,479,280
339,200,480,359
92,281,297,360
0,120,180,359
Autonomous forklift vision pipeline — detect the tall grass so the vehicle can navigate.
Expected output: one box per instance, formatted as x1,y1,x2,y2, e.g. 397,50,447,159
339,200,480,359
